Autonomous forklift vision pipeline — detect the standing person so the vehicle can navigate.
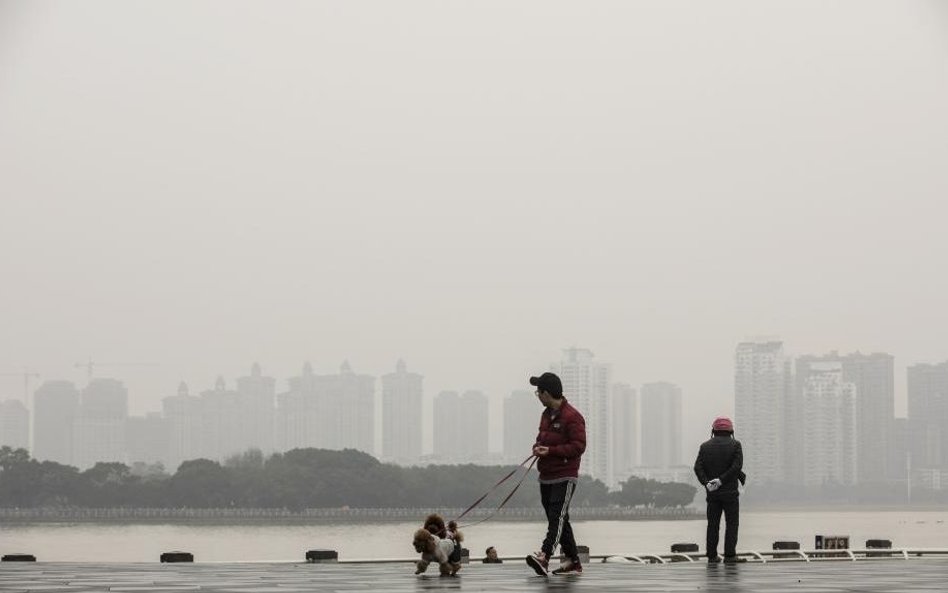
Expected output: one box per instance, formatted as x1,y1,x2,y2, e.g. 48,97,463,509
693,416,745,563
525,372,587,576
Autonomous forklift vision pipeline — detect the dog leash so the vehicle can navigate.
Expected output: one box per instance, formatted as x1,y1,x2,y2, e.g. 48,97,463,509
454,454,538,528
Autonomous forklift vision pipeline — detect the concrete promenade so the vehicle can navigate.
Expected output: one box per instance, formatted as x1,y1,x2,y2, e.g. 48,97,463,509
1,560,947,593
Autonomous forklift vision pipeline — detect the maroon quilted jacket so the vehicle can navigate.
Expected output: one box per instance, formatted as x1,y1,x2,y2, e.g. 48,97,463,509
534,398,587,482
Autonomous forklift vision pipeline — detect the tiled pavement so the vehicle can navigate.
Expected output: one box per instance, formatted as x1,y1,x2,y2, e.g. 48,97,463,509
1,560,947,592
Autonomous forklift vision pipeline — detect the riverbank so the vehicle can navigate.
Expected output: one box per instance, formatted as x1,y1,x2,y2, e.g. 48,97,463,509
0,506,701,524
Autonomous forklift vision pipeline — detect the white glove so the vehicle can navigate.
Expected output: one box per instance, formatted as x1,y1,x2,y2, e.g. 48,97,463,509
706,478,722,492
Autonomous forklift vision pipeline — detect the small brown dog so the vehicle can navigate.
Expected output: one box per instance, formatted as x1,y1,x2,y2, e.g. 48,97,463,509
412,514,464,576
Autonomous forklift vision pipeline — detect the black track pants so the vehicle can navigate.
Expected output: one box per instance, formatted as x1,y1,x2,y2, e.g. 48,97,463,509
540,481,578,560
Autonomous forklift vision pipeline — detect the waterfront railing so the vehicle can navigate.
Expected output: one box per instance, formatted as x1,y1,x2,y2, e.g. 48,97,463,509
0,506,700,522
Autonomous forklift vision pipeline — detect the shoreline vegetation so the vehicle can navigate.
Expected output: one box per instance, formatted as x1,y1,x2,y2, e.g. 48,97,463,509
4,447,942,520
0,446,696,513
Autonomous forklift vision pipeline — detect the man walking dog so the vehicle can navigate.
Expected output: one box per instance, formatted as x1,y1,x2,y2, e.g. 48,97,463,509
693,416,745,563
525,372,587,576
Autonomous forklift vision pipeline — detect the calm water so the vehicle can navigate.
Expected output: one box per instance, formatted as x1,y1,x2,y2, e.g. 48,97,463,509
2,512,947,562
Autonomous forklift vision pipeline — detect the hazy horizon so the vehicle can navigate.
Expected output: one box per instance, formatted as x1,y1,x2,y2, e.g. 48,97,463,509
2,1,947,455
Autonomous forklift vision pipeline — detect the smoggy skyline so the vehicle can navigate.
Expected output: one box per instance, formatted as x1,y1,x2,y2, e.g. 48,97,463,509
2,1,947,449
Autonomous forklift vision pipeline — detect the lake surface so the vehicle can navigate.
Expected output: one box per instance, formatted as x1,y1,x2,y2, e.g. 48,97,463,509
2,511,947,562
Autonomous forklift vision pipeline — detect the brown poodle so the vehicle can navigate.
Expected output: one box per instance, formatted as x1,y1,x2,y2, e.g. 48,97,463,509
412,514,464,576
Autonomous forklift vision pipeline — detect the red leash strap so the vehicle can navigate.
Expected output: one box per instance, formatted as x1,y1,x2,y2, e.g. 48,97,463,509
455,454,536,521
457,455,537,528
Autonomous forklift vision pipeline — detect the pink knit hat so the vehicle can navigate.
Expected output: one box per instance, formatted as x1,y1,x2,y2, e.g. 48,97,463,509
712,416,734,432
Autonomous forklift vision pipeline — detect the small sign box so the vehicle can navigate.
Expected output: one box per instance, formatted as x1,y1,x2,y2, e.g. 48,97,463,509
815,535,850,550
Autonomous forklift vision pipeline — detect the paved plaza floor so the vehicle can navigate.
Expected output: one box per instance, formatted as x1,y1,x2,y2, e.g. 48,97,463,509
1,559,947,593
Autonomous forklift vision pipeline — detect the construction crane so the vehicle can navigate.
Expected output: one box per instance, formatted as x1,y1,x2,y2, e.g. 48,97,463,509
75,360,159,380
0,368,41,406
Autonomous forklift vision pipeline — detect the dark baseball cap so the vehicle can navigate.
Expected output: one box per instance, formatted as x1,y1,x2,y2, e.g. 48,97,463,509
529,372,563,397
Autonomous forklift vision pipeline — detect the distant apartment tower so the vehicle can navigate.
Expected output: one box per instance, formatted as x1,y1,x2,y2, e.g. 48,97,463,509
200,376,242,461
235,363,276,454
0,400,29,451
640,382,681,468
276,362,323,452
552,348,612,485
611,383,638,482
318,362,376,454
73,378,129,469
33,380,80,464
503,390,537,463
162,382,202,471
735,340,787,483
381,360,423,463
796,352,894,483
907,361,948,471
433,390,489,463
126,412,170,465
801,362,857,486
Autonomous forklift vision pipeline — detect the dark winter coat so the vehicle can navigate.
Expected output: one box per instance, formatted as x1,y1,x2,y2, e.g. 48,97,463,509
693,435,744,501
535,399,586,482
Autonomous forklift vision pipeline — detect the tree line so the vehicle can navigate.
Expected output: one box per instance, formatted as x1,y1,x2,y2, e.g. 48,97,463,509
0,446,696,509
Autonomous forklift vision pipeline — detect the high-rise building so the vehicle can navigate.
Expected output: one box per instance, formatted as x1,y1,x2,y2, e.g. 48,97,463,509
611,383,638,482
33,380,80,464
314,362,375,454
433,390,489,463
73,378,129,469
200,376,242,461
552,348,612,485
126,412,170,466
381,360,423,463
503,390,537,463
640,382,681,469
277,362,376,454
235,363,276,455
796,352,894,483
907,361,948,471
735,340,788,484
162,382,202,471
0,400,29,451
800,362,857,486
276,362,323,452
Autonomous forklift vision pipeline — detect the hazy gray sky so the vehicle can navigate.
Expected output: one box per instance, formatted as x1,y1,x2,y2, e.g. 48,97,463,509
1,1,946,452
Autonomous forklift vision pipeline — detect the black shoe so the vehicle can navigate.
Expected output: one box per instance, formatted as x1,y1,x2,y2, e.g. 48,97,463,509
551,558,583,575
707,556,722,564
723,556,746,563
526,551,549,576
